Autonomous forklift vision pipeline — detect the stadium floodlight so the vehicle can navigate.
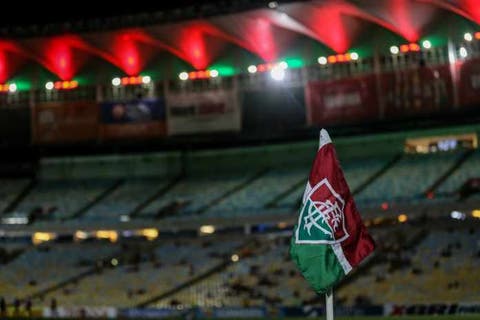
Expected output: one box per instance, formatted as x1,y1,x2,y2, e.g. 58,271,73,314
390,45,399,54
278,61,288,69
200,225,215,234
422,40,432,49
450,210,466,220
247,65,257,74
472,209,480,218
459,47,468,58
45,81,54,90
209,69,219,78
270,65,286,81
318,56,327,65
75,230,89,240
231,254,239,262
464,32,473,42
179,72,189,81
268,1,278,9
350,52,359,60
142,75,151,84
112,77,121,86
8,83,17,93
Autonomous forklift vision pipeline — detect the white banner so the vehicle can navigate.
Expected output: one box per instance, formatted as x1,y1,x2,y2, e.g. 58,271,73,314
166,88,241,135
43,306,117,318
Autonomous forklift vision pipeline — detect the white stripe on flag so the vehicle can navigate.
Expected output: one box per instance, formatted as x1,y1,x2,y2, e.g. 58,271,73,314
331,243,352,274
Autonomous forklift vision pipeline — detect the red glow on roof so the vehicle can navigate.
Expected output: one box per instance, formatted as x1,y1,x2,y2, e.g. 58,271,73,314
0,52,5,84
0,41,28,83
22,35,95,80
458,0,480,24
112,34,142,76
211,13,293,62
282,2,360,54
386,0,421,42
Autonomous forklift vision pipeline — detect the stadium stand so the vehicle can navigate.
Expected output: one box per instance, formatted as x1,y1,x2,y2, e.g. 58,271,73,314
39,237,243,307
0,179,30,213
355,152,464,206
14,179,116,220
438,150,480,195
0,242,119,301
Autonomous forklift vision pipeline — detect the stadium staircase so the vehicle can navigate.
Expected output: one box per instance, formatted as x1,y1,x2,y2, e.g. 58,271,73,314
422,150,475,197
194,168,270,215
66,179,125,220
2,179,37,215
135,238,256,308
265,153,403,209
22,251,121,303
128,175,184,218
264,178,305,209
350,153,403,196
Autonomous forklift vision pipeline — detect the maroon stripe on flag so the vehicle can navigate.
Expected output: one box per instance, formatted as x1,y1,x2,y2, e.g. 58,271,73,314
309,142,375,268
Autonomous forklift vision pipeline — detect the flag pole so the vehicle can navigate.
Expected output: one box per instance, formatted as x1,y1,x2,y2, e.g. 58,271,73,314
325,288,334,320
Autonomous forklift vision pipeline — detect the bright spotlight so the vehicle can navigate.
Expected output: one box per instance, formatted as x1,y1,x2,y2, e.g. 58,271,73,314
397,214,408,223
45,82,54,90
464,32,473,42
8,83,17,93
270,65,285,81
450,210,466,220
209,69,219,78
111,77,121,86
350,52,359,60
268,1,278,9
142,76,151,84
422,40,432,49
278,61,288,69
179,72,189,81
390,46,399,54
247,65,257,74
317,56,327,65
459,47,468,58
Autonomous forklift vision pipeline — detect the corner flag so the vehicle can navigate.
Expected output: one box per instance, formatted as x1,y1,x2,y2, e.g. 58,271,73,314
290,129,375,294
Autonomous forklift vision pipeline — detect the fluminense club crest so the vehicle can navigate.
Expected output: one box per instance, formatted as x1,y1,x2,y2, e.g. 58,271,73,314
295,178,349,244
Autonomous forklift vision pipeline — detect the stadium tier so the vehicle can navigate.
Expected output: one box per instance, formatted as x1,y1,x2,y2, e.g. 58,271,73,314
1,220,478,311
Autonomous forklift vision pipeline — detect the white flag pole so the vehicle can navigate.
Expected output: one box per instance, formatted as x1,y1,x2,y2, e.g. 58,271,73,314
325,288,334,320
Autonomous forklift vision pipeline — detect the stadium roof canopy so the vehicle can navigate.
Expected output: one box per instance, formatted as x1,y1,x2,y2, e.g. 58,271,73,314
0,0,479,84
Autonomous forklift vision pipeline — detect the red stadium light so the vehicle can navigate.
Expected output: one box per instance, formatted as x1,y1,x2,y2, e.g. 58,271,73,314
327,55,337,63
0,83,16,93
178,69,219,80
394,43,422,54
400,44,409,53
45,80,78,90
381,202,389,211
247,62,287,74
112,76,151,86
409,43,420,51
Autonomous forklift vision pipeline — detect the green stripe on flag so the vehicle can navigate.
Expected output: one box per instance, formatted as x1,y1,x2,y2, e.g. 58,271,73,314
290,233,345,294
